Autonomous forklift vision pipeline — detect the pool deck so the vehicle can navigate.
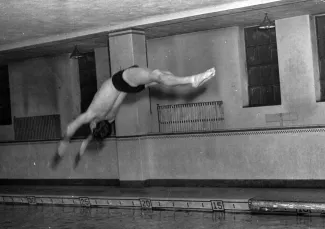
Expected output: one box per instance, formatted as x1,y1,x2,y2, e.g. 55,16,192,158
1,185,325,216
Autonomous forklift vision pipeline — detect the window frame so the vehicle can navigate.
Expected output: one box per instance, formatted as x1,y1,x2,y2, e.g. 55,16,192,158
244,25,281,107
0,65,12,125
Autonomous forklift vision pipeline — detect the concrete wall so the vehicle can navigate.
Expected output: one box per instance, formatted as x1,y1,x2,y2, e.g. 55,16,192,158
0,52,120,180
122,128,325,181
1,14,325,182
276,15,325,124
1,126,324,181
109,31,151,136
147,15,325,132
0,139,119,179
0,54,81,141
94,47,111,86
114,14,325,182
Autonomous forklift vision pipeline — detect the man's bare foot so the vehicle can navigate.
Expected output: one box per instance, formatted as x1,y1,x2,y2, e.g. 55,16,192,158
50,139,69,169
50,151,63,170
192,67,216,88
74,153,81,169
57,140,68,157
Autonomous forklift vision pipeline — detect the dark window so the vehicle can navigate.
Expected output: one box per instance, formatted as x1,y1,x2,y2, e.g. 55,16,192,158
244,26,281,107
73,52,116,138
74,52,98,138
0,65,12,125
316,15,325,101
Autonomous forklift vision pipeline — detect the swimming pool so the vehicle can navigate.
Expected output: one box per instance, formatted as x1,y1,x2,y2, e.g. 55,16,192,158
1,205,325,229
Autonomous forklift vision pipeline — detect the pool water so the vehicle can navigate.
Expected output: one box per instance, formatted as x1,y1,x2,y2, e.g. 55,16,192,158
1,205,325,229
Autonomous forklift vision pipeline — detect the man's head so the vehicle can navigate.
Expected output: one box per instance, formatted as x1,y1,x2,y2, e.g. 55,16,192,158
92,120,112,140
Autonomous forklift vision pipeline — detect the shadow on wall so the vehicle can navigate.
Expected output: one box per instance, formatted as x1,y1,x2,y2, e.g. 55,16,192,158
84,139,106,154
148,85,207,103
285,95,318,122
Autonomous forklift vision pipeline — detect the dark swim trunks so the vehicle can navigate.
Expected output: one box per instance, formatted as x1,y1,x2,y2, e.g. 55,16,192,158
112,65,145,93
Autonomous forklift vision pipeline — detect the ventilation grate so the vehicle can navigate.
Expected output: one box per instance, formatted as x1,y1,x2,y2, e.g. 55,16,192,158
157,101,224,133
14,115,61,141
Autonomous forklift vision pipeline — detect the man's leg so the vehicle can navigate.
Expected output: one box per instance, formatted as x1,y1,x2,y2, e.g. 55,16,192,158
73,134,93,169
122,67,215,89
105,92,127,123
51,110,95,169
73,120,97,169
51,76,123,169
73,93,126,169
152,68,215,87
